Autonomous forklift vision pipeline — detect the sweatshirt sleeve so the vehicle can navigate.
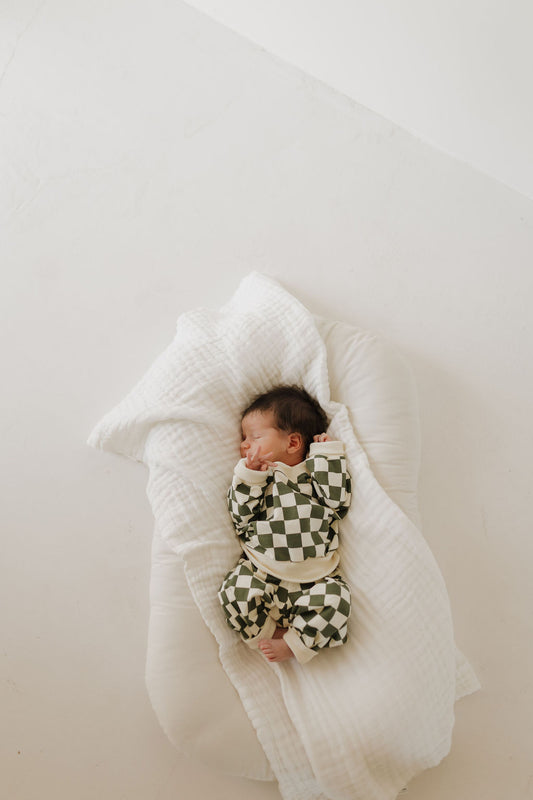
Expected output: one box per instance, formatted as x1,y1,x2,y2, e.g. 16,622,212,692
306,441,352,516
227,458,270,532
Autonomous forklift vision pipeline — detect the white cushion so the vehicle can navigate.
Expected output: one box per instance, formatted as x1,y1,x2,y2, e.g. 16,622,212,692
144,315,421,778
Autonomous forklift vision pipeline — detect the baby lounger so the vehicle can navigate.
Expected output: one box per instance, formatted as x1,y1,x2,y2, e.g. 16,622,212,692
147,316,422,779
88,273,479,800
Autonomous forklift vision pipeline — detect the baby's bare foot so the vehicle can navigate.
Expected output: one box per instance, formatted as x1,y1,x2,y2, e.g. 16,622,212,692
258,637,294,662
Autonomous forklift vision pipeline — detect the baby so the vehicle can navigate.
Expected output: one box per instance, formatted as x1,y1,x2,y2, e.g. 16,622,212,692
218,385,352,664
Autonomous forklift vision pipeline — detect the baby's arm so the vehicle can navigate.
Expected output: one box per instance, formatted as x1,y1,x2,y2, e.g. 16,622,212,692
306,435,352,515
227,458,270,532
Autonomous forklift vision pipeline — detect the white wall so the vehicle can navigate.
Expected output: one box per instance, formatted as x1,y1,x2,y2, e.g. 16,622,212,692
184,0,533,201
2,1,532,798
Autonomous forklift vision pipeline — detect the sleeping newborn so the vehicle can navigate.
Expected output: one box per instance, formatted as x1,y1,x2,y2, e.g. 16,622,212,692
218,385,352,664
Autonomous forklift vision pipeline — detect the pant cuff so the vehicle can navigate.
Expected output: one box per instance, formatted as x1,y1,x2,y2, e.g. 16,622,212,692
243,615,277,649
283,628,318,664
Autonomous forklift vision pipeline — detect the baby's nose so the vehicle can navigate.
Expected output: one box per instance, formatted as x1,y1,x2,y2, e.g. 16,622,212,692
240,440,250,456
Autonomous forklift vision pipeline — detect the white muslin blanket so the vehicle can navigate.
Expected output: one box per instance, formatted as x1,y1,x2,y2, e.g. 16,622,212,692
88,272,479,800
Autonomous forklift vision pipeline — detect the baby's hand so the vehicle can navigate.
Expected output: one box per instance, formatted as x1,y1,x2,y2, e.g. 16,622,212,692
258,459,276,472
245,446,275,471
313,433,331,443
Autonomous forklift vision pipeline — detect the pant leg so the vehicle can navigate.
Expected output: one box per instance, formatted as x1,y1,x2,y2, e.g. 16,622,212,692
287,572,351,660
218,557,277,644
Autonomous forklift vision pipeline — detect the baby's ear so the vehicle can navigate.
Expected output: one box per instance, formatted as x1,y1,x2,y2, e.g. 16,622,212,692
287,432,304,453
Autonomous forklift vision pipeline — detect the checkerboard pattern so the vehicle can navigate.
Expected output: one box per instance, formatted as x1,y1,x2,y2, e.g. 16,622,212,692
227,453,351,564
218,556,351,653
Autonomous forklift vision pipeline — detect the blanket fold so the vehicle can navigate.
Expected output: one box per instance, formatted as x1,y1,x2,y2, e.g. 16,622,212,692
88,272,479,800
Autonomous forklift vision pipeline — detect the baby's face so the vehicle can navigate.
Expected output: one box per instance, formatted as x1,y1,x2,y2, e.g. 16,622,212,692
240,410,292,464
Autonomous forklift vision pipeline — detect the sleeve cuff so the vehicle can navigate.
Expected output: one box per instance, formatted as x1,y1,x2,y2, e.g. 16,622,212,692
234,458,271,485
308,440,345,457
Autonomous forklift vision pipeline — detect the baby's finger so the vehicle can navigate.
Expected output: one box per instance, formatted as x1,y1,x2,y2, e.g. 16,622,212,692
247,444,260,463
247,448,260,467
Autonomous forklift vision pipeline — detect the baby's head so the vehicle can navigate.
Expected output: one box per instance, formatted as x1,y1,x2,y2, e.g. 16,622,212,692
240,385,328,466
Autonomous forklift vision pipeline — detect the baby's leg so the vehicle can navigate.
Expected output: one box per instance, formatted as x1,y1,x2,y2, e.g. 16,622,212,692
256,585,295,662
286,573,352,662
218,558,275,643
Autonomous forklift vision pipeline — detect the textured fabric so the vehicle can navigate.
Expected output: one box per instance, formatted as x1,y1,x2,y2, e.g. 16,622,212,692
87,272,480,800
218,556,351,663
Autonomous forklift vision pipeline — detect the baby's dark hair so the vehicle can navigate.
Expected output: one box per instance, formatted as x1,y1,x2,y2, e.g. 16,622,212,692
241,385,328,454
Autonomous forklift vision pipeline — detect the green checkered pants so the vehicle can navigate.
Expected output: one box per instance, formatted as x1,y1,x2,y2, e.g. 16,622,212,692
218,556,351,656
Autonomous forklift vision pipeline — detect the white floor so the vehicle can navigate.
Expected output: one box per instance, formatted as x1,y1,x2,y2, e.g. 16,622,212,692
2,2,532,798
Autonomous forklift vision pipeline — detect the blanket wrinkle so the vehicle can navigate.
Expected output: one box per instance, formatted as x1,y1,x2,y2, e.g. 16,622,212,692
88,271,480,800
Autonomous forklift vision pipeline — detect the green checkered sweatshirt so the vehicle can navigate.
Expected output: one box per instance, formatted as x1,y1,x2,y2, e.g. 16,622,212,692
227,450,351,564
